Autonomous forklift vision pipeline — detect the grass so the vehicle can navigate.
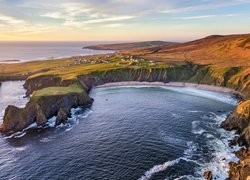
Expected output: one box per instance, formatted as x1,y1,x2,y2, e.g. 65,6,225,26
0,53,172,80
32,83,84,100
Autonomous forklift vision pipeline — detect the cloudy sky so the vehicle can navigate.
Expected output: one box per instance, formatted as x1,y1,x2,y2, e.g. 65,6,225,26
0,0,250,41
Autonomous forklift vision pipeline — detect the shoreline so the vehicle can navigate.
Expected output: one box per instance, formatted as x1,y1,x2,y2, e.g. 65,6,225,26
97,80,247,179
97,81,242,97
0,51,115,64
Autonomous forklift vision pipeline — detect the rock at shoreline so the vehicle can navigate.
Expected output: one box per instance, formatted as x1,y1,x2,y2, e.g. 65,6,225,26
221,100,250,146
203,171,213,180
228,147,250,180
55,108,71,126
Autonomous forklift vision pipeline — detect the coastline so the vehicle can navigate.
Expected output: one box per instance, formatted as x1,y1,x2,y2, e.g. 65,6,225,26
0,54,249,179
97,81,249,179
97,81,242,97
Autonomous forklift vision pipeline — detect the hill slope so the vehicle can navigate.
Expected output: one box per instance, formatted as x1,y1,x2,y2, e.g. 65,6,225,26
121,34,250,67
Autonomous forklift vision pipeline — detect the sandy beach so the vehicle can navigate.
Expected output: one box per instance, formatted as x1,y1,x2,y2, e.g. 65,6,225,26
97,81,242,96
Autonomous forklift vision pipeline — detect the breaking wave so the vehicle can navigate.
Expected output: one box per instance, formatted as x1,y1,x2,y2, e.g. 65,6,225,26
138,141,199,180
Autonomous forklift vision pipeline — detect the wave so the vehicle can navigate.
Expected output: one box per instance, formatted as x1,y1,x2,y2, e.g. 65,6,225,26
172,175,199,180
171,113,182,119
39,137,51,143
138,141,199,180
139,158,181,180
188,110,204,113
14,146,28,152
192,121,207,135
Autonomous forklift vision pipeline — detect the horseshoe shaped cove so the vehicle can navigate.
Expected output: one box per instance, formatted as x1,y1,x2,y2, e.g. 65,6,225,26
0,66,249,179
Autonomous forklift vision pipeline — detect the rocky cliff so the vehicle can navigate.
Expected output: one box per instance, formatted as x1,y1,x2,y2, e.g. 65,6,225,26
0,84,93,134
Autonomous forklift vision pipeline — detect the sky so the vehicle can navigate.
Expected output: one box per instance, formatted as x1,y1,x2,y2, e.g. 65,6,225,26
0,0,250,41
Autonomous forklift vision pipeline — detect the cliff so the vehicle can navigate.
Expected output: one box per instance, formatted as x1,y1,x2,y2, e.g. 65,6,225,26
0,84,93,133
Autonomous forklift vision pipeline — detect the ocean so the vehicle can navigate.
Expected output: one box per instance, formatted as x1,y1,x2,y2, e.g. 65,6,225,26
0,81,239,180
0,41,115,62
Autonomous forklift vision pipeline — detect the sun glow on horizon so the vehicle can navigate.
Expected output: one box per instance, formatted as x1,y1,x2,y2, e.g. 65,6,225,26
0,0,250,41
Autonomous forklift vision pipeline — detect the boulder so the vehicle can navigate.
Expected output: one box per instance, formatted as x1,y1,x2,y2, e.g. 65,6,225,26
228,148,250,180
203,171,213,180
55,108,70,126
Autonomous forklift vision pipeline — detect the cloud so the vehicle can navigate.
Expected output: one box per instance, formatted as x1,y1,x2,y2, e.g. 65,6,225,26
160,0,250,14
0,14,26,25
81,16,135,24
179,15,217,20
40,2,136,29
0,0,250,39
41,12,62,19
176,13,250,20
103,23,126,28
0,13,55,35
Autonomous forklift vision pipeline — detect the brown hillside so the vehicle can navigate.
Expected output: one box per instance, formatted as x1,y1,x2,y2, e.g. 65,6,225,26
120,34,250,67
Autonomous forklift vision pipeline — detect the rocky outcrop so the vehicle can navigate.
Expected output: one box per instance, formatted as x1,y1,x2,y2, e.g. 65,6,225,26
221,100,250,146
228,147,250,179
0,92,93,133
220,99,250,178
203,171,213,180
55,108,71,126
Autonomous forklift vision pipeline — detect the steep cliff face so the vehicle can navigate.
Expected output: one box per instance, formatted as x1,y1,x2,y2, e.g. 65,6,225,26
78,65,199,86
0,85,93,133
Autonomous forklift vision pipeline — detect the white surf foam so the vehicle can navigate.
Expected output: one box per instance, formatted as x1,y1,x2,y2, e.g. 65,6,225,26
172,175,200,180
194,113,240,179
192,121,207,135
39,137,51,143
155,112,239,179
14,146,28,152
139,158,181,180
138,141,199,180
188,110,204,113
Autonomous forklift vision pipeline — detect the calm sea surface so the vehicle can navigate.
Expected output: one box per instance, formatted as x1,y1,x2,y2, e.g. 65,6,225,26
0,41,115,62
0,82,239,180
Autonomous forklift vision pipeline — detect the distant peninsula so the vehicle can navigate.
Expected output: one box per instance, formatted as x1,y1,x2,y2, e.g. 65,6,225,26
83,41,178,50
